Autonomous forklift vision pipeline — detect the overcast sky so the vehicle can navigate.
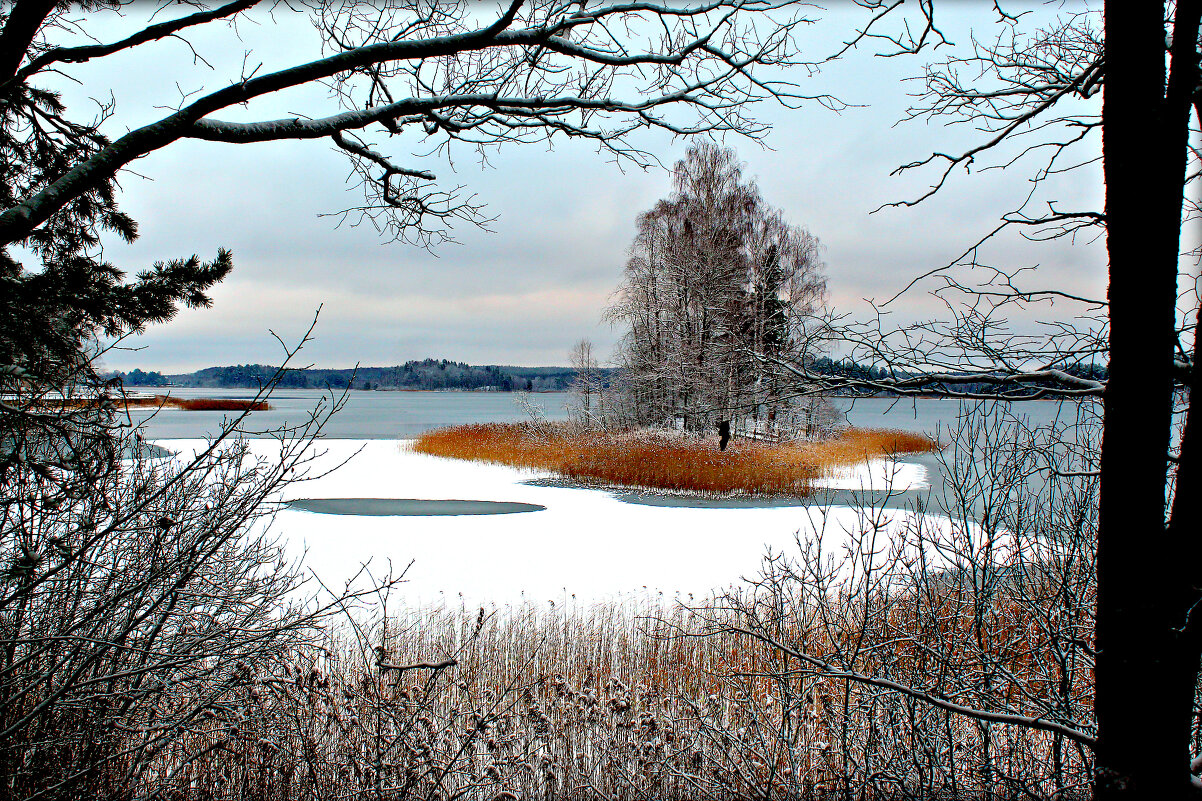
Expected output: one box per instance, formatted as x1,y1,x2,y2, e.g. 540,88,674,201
49,2,1110,371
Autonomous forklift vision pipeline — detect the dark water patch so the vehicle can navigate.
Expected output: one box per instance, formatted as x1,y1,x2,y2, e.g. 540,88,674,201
520,477,598,491
522,476,805,507
286,498,545,516
122,442,174,460
524,476,821,508
808,451,944,513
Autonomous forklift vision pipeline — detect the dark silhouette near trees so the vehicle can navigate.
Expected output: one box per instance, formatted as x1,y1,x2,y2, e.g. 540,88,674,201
717,419,731,451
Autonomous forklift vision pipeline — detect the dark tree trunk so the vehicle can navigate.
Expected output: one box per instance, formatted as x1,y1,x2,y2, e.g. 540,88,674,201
1095,1,1202,797
0,0,56,80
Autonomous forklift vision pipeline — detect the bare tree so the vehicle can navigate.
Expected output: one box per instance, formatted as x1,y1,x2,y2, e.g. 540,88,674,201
0,5,821,794
697,402,1100,799
607,142,826,437
0,321,417,800
0,0,816,253
568,337,600,428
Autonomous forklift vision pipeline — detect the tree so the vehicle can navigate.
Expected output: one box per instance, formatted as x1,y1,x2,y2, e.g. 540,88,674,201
748,3,1200,797
0,0,812,438
607,142,825,435
0,0,812,252
704,403,1100,797
116,369,169,387
568,337,599,426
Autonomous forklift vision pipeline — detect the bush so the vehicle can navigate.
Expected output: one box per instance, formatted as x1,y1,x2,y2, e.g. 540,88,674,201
1,366,372,800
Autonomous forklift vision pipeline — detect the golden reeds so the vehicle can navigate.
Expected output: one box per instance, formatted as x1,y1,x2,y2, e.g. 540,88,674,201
164,396,271,411
153,594,1087,800
49,394,271,411
412,423,939,496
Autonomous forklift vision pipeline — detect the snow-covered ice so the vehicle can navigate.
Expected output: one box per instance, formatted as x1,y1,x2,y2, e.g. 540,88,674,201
155,438,934,607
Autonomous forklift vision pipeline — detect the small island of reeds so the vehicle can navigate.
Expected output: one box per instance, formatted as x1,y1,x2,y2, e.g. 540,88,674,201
129,395,271,412
413,423,938,497
47,394,271,412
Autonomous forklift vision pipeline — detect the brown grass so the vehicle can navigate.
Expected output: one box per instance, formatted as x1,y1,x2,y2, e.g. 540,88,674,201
162,396,271,411
51,395,271,411
412,423,938,497
149,594,1088,800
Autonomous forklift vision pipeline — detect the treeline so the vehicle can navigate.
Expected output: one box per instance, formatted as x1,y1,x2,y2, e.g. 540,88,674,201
113,358,1104,397
112,360,614,392
809,356,1109,396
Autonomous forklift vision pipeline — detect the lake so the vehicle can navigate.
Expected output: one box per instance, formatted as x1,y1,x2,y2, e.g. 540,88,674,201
125,388,575,439
127,387,1079,441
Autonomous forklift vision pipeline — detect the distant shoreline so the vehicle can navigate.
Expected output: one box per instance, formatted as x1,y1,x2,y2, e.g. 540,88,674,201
132,386,1067,400
141,386,568,393
851,393,1071,402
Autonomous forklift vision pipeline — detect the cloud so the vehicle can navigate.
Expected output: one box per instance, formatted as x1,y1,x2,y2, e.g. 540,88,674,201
72,4,1107,370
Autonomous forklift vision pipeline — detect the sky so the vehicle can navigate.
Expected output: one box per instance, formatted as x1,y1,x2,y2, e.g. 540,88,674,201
40,1,1111,371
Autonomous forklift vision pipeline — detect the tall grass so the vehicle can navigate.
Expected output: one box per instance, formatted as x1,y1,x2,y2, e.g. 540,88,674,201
27,406,1089,799
413,423,938,496
138,591,1090,800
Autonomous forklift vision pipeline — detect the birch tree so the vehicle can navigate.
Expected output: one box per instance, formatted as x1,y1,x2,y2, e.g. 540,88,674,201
608,142,825,435
568,337,600,427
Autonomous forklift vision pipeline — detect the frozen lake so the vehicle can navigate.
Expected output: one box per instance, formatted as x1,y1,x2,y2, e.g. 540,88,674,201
139,392,1087,605
160,437,934,606
131,390,1082,513
126,388,575,439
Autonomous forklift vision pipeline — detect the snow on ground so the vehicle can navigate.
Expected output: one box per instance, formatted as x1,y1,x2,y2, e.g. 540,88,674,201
155,439,934,607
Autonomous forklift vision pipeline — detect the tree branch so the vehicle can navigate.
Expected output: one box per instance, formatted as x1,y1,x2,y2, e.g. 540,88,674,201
720,623,1097,748
5,0,264,91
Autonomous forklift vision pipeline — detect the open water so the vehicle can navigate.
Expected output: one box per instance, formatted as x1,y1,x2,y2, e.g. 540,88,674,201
127,387,1075,442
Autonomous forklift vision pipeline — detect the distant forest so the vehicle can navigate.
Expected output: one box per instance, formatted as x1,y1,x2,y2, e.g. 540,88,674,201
807,357,1109,397
110,359,607,392
111,357,1107,395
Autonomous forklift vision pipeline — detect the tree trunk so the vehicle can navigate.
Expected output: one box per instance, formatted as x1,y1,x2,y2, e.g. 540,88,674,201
1095,1,1202,797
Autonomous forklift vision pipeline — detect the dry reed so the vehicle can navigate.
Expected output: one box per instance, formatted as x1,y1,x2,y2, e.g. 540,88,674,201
44,394,270,411
412,423,938,496
163,396,271,411
119,395,270,411
142,593,1091,800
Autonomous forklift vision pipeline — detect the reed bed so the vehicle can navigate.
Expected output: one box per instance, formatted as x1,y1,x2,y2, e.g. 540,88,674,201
22,394,271,412
413,423,938,496
161,396,271,411
112,395,270,411
140,589,1091,800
